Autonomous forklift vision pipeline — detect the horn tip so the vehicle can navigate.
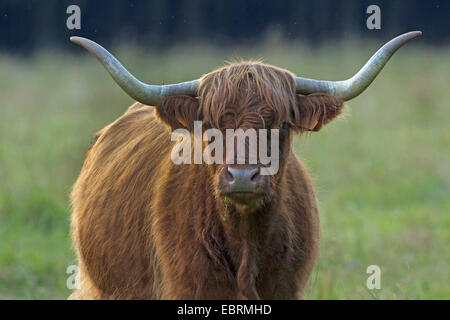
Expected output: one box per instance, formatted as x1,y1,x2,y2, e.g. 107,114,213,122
409,30,422,38
70,36,86,45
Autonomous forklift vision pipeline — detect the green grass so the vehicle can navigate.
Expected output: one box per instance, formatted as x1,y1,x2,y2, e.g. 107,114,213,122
0,41,449,299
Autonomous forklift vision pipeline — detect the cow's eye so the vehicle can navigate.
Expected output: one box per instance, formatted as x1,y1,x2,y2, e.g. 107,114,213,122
281,122,290,130
203,122,212,130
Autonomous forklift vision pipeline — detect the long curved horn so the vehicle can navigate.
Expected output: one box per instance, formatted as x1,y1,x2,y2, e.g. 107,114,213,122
295,31,422,101
70,37,199,106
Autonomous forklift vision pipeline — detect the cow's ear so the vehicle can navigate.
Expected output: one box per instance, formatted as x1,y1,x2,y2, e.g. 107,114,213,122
155,95,202,131
292,93,344,132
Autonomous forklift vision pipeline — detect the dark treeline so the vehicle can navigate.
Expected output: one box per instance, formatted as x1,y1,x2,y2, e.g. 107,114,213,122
0,0,448,54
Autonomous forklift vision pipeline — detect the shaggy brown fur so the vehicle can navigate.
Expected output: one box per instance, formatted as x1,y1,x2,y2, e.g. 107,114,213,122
69,61,343,299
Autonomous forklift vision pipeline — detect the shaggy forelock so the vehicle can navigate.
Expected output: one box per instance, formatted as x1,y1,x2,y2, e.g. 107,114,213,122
198,61,297,130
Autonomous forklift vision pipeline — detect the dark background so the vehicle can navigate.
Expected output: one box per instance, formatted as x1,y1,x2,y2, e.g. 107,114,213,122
0,0,448,54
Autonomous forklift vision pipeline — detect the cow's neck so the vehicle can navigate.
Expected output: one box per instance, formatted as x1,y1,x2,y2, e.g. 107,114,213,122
219,196,279,299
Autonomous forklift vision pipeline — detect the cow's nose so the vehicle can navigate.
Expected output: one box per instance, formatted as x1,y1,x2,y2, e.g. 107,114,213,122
226,166,260,193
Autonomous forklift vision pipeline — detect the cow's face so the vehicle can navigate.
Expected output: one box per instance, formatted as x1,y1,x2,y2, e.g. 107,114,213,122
157,62,343,213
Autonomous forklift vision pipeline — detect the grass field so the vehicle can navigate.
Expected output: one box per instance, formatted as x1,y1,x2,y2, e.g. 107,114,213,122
0,40,449,299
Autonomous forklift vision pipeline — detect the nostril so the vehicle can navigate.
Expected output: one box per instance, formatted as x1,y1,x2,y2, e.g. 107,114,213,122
250,169,260,181
225,167,235,182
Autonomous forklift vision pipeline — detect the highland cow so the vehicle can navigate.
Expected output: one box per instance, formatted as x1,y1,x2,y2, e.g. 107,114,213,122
69,31,421,299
